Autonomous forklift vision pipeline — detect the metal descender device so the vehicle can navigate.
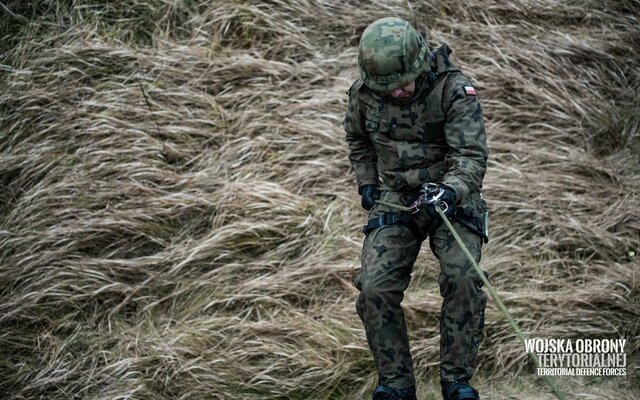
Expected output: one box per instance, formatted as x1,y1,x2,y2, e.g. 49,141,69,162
408,182,449,214
375,182,449,214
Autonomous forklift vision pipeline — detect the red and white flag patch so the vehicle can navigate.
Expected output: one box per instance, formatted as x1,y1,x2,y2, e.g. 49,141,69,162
463,85,476,96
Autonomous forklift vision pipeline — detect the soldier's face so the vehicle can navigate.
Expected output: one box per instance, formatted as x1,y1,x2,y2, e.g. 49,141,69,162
389,81,416,99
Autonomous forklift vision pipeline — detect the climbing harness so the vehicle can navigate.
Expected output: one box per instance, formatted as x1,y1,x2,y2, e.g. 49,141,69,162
375,183,449,214
362,212,412,234
374,184,567,400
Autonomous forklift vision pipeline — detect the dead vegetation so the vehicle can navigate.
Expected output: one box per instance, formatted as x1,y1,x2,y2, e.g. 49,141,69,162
0,0,638,399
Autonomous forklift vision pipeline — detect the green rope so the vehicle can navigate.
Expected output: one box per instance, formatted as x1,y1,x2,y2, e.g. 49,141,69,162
374,199,566,399
435,205,566,400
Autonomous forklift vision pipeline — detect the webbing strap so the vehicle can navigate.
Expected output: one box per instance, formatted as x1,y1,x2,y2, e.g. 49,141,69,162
362,212,411,234
362,212,423,242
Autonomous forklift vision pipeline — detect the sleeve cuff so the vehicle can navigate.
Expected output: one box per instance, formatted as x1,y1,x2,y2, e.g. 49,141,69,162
358,176,379,188
441,176,469,204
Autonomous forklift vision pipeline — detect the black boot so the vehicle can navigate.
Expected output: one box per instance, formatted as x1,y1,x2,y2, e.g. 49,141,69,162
441,381,479,400
372,385,417,400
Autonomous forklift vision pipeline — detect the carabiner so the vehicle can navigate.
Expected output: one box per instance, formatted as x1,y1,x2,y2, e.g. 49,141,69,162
421,183,445,206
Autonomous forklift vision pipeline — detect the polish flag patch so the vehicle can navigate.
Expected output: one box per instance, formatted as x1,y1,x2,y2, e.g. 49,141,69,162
464,85,477,96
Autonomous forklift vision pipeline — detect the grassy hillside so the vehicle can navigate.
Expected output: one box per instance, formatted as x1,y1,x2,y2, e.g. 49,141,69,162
1,1,638,399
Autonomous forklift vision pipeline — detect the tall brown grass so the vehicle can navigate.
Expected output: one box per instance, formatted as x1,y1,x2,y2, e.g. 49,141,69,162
1,1,638,399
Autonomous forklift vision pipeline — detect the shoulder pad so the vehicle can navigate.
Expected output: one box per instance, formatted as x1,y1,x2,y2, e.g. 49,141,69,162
346,78,363,97
433,43,460,74
435,43,453,55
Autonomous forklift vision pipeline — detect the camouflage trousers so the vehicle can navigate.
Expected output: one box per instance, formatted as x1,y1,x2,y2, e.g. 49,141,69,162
354,192,487,389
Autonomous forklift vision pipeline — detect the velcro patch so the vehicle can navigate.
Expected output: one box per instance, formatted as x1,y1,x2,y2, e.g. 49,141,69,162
464,85,477,96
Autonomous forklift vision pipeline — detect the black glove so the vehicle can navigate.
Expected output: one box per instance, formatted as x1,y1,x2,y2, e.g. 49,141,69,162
426,185,457,219
359,184,380,210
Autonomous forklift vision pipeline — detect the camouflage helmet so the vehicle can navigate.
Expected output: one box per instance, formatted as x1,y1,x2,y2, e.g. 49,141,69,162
358,17,431,93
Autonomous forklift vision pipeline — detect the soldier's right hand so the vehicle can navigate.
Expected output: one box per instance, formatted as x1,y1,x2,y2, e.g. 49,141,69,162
359,184,381,210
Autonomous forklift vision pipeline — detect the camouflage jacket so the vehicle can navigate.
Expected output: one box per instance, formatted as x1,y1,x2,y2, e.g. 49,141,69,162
344,44,488,210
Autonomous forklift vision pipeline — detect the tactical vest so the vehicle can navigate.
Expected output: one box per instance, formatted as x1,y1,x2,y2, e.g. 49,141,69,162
352,44,461,193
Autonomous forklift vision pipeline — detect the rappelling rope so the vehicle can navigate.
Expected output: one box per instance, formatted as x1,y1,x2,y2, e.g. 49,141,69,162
374,199,567,400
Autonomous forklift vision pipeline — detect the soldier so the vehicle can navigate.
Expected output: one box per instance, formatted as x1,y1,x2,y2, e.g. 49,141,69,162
344,17,489,400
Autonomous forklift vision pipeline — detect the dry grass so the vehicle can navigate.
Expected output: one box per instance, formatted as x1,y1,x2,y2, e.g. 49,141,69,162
1,0,638,399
